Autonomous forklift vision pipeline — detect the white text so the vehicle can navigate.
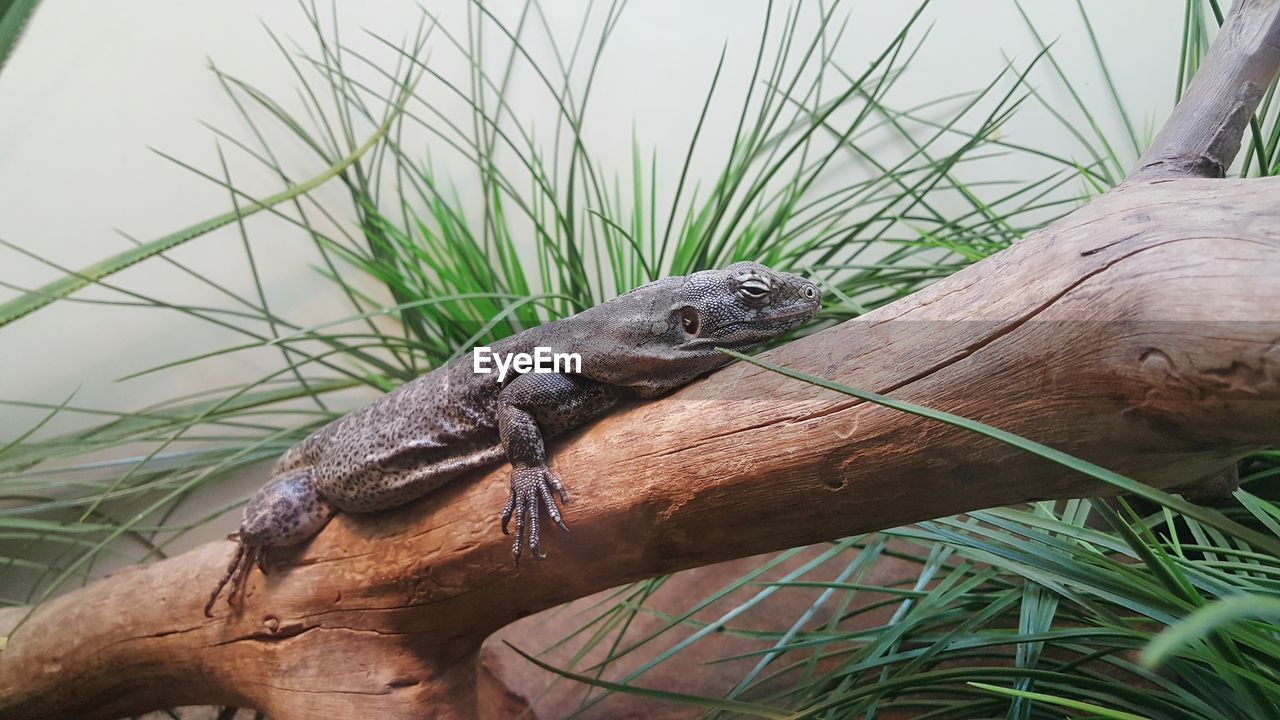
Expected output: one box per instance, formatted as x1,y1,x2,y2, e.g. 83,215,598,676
472,346,582,382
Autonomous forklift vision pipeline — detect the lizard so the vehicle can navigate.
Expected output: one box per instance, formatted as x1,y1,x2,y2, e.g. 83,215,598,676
204,261,821,616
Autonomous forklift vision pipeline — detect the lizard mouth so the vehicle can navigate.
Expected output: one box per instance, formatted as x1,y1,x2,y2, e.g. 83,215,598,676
710,307,817,335
763,307,819,323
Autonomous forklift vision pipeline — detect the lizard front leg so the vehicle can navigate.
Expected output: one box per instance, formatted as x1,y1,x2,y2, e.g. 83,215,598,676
496,372,622,562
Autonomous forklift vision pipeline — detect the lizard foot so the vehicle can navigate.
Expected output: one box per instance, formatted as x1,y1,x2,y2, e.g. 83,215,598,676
203,536,263,617
500,464,570,564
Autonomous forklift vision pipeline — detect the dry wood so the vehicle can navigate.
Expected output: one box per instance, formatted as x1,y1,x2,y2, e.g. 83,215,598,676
1133,0,1280,180
3,1,1280,718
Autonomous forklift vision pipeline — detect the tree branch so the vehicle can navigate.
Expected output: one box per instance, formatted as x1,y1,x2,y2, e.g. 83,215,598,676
3,1,1280,718
3,174,1278,719
1130,0,1280,181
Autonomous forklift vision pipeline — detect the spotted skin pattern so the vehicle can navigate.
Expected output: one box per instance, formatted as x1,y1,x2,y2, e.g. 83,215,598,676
205,262,821,615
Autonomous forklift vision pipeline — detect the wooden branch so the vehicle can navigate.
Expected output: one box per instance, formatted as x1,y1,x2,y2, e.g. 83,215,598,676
1131,0,1280,180
3,175,1278,719
3,2,1280,719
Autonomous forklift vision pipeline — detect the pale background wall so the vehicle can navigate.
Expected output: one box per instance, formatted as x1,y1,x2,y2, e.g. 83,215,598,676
0,1,1182,551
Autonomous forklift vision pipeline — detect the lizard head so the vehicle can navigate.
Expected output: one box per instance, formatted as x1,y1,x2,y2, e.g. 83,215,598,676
671,261,821,351
570,261,821,397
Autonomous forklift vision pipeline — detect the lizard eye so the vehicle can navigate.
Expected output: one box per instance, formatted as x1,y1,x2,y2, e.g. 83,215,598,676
678,306,701,337
739,278,770,300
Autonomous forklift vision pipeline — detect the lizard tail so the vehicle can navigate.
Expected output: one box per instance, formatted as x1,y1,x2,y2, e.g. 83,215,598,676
204,535,254,617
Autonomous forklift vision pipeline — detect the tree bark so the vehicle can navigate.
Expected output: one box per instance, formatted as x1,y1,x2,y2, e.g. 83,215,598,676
3,2,1280,719
1132,0,1280,180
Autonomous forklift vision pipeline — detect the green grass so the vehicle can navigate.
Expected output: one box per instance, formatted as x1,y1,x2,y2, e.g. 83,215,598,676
0,0,40,74
1,1,1277,718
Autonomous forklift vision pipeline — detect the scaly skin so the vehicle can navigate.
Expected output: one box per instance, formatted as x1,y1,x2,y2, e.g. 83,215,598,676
205,262,821,615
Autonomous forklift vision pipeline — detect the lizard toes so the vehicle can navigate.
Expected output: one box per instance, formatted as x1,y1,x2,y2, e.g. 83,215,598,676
510,492,529,564
546,474,571,504
500,490,516,535
525,493,544,559
528,531,547,560
537,483,569,534
506,465,570,563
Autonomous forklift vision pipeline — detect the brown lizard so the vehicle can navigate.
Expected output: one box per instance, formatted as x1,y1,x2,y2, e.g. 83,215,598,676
205,261,820,615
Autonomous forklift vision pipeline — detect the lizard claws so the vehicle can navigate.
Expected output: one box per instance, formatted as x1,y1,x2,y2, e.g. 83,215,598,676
204,540,260,617
503,464,570,564
500,491,516,535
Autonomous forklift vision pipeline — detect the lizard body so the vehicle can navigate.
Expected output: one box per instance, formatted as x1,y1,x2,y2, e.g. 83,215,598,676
205,262,820,615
